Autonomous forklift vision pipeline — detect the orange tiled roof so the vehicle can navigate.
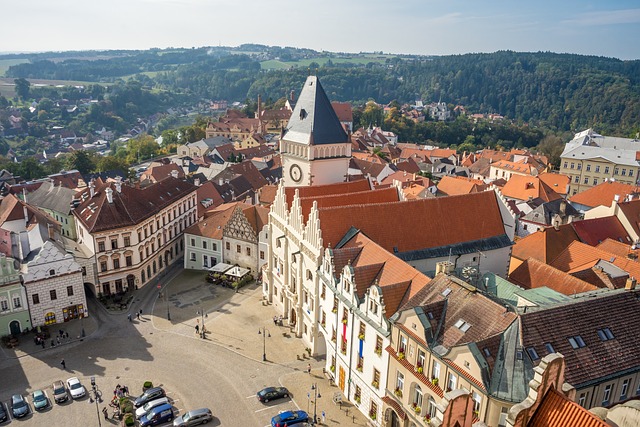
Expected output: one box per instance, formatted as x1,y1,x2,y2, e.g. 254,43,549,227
538,172,570,196
183,203,239,239
491,159,539,175
596,238,638,258
284,179,371,206
571,216,630,246
511,224,580,264
550,240,640,280
299,187,399,221
529,388,609,427
195,181,224,217
258,184,278,206
437,176,485,196
508,258,599,295
568,181,640,208
500,175,562,202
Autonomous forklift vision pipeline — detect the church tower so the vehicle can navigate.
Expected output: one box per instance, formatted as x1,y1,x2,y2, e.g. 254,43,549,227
280,76,351,187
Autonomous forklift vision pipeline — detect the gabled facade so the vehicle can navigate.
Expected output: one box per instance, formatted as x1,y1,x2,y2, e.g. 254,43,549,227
183,204,237,271
223,204,269,274
0,254,29,336
25,181,78,239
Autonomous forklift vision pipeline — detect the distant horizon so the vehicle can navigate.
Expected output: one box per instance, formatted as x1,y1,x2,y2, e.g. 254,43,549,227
1,1,639,60
0,45,636,62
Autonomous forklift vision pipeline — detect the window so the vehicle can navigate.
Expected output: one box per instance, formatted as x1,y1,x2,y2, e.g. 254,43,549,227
399,335,407,354
98,241,105,252
369,401,378,420
100,261,107,272
418,350,425,371
602,384,612,405
396,371,404,392
544,342,555,353
370,300,378,315
113,258,120,269
124,236,130,246
203,255,209,268
111,239,118,249
630,169,634,177
12,297,21,308
432,360,441,381
584,177,589,184
190,252,196,261
359,322,366,340
246,247,251,256
605,166,610,174
563,162,568,169
622,168,627,176
202,241,207,249
621,379,630,400
237,245,242,253
126,256,132,267
213,243,217,251
498,407,508,427
413,385,423,411
67,286,74,297
483,348,491,357
615,168,619,175
526,347,539,360
260,250,265,260
321,283,326,299
577,163,582,170
568,336,586,349
375,336,383,355
448,373,457,391
372,369,380,388
578,392,587,407
49,269,55,276
570,162,575,169
138,231,142,242
354,385,361,403
574,175,579,183
226,242,230,250
0,300,8,311
595,165,600,172
50,289,57,301
472,391,481,412
191,238,195,246
597,328,615,341
586,164,591,172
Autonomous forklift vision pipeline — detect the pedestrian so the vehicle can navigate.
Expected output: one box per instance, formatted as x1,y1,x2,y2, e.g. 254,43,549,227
61,358,66,369
322,411,326,424
307,363,311,374
127,313,132,322
139,309,143,317
273,316,277,325
65,331,69,339
136,311,140,320
195,324,199,334
124,385,129,396
102,407,109,420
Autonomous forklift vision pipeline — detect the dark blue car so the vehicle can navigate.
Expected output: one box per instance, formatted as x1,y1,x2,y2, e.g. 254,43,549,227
271,410,308,427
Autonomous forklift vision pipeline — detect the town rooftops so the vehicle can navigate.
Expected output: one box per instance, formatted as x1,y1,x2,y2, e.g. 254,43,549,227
184,203,244,240
561,128,640,167
509,258,599,295
73,177,197,233
571,216,630,246
25,181,77,215
437,175,488,196
511,224,580,264
283,178,371,206
568,180,640,209
282,76,348,146
500,175,562,203
538,172,570,196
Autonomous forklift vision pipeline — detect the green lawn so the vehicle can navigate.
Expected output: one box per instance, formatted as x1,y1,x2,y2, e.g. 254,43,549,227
0,58,29,77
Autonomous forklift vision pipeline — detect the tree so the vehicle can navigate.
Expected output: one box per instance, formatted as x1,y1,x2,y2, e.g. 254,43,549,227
66,150,97,175
14,78,30,100
96,155,129,173
536,135,565,169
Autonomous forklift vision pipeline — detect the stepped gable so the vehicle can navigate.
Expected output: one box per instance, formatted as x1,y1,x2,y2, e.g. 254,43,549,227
520,289,640,388
317,190,506,252
337,232,431,316
399,273,517,349
74,177,196,233
282,76,348,146
284,179,371,206
508,258,598,295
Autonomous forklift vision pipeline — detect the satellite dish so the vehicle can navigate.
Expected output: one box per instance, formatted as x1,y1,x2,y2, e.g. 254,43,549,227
462,266,478,279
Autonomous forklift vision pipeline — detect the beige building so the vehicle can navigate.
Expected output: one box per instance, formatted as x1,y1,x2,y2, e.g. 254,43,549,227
560,129,640,196
73,177,198,295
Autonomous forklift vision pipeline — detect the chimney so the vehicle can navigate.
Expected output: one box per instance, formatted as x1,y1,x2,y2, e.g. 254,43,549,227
114,176,122,193
290,90,295,102
560,200,567,215
170,170,179,179
194,178,201,186
614,194,620,202
625,277,636,290
105,187,113,204
89,179,96,198
219,178,224,186
435,261,455,275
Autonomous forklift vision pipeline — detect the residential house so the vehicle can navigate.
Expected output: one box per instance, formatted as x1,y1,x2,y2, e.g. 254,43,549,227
222,203,269,275
25,181,79,239
584,196,640,245
140,164,185,184
205,111,262,142
518,199,581,237
183,204,235,271
73,177,198,295
537,172,570,198
560,129,640,195
349,157,396,184
177,136,232,158
331,102,353,133
0,254,30,336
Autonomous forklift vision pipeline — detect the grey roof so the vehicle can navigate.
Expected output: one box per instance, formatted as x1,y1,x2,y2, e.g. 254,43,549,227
26,181,76,214
488,321,533,402
561,129,640,167
521,199,580,226
281,76,348,146
202,136,232,149
396,234,512,262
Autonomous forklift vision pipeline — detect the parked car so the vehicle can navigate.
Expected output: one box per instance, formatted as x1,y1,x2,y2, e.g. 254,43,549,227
257,387,290,403
139,403,173,427
135,397,170,419
134,387,166,408
11,394,29,418
32,389,49,411
66,377,86,399
173,408,213,426
0,402,7,422
271,410,308,427
52,380,69,403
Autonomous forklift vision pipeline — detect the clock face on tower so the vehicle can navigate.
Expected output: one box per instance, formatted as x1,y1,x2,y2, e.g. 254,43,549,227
290,164,303,183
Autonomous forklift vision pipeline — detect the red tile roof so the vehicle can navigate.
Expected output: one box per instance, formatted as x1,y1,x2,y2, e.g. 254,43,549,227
538,172,570,196
616,198,640,238
529,388,609,427
550,241,640,281
571,216,630,246
511,224,580,264
596,238,638,258
317,191,507,253
500,175,562,203
508,258,599,295
141,163,185,183
331,102,353,123
568,181,640,209
437,176,487,196
299,187,399,221
184,203,239,239
284,179,371,206
229,160,269,191
195,181,225,217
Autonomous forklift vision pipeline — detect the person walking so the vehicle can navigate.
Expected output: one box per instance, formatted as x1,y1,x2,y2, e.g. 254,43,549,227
136,311,140,320
307,363,311,374
60,359,66,369
127,313,132,322
195,324,200,334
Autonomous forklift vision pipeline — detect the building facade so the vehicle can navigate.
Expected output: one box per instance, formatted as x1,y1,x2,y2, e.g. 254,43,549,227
0,255,30,336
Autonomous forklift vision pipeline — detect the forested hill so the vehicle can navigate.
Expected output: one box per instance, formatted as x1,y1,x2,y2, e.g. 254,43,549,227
4,48,640,134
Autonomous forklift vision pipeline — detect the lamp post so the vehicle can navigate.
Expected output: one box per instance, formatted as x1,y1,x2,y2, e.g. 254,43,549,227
196,310,208,338
258,327,270,361
90,376,102,427
310,382,321,425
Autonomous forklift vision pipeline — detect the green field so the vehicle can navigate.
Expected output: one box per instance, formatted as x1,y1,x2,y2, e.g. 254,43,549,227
260,55,393,70
0,58,29,77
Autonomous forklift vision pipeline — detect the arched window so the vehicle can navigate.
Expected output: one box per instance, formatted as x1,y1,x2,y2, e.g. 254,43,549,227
413,385,423,413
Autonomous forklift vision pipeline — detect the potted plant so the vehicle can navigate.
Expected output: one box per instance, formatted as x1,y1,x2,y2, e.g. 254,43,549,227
356,363,363,372
358,333,365,340
375,347,382,356
398,352,405,360
424,414,432,423
394,387,403,398
369,410,377,420
332,308,337,313
330,365,335,373
416,366,423,374
342,318,348,324
354,395,361,404
431,377,439,386
414,406,422,414
371,380,379,388
142,381,153,392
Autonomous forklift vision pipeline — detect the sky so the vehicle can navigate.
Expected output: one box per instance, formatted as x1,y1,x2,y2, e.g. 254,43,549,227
2,0,639,59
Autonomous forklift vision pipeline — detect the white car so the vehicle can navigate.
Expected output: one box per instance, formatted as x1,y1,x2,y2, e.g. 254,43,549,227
66,377,86,399
136,397,169,419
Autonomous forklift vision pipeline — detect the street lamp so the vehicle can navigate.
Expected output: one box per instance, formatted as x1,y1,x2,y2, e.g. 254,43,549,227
258,327,271,361
310,383,321,425
196,310,208,338
89,376,102,427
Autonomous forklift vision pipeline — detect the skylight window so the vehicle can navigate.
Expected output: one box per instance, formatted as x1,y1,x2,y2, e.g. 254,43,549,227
597,328,615,341
526,347,539,360
454,319,471,332
427,312,434,320
483,348,491,357
568,335,586,349
442,288,452,297
544,343,555,354
454,319,465,328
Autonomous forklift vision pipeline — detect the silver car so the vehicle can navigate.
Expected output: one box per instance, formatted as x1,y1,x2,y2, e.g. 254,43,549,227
173,408,213,426
135,397,170,419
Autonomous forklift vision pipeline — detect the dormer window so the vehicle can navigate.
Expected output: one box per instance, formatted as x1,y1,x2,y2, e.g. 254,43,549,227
49,269,55,276
597,328,614,341
568,336,586,349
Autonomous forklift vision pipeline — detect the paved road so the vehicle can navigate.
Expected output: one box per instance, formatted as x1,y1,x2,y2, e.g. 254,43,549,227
0,272,303,426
